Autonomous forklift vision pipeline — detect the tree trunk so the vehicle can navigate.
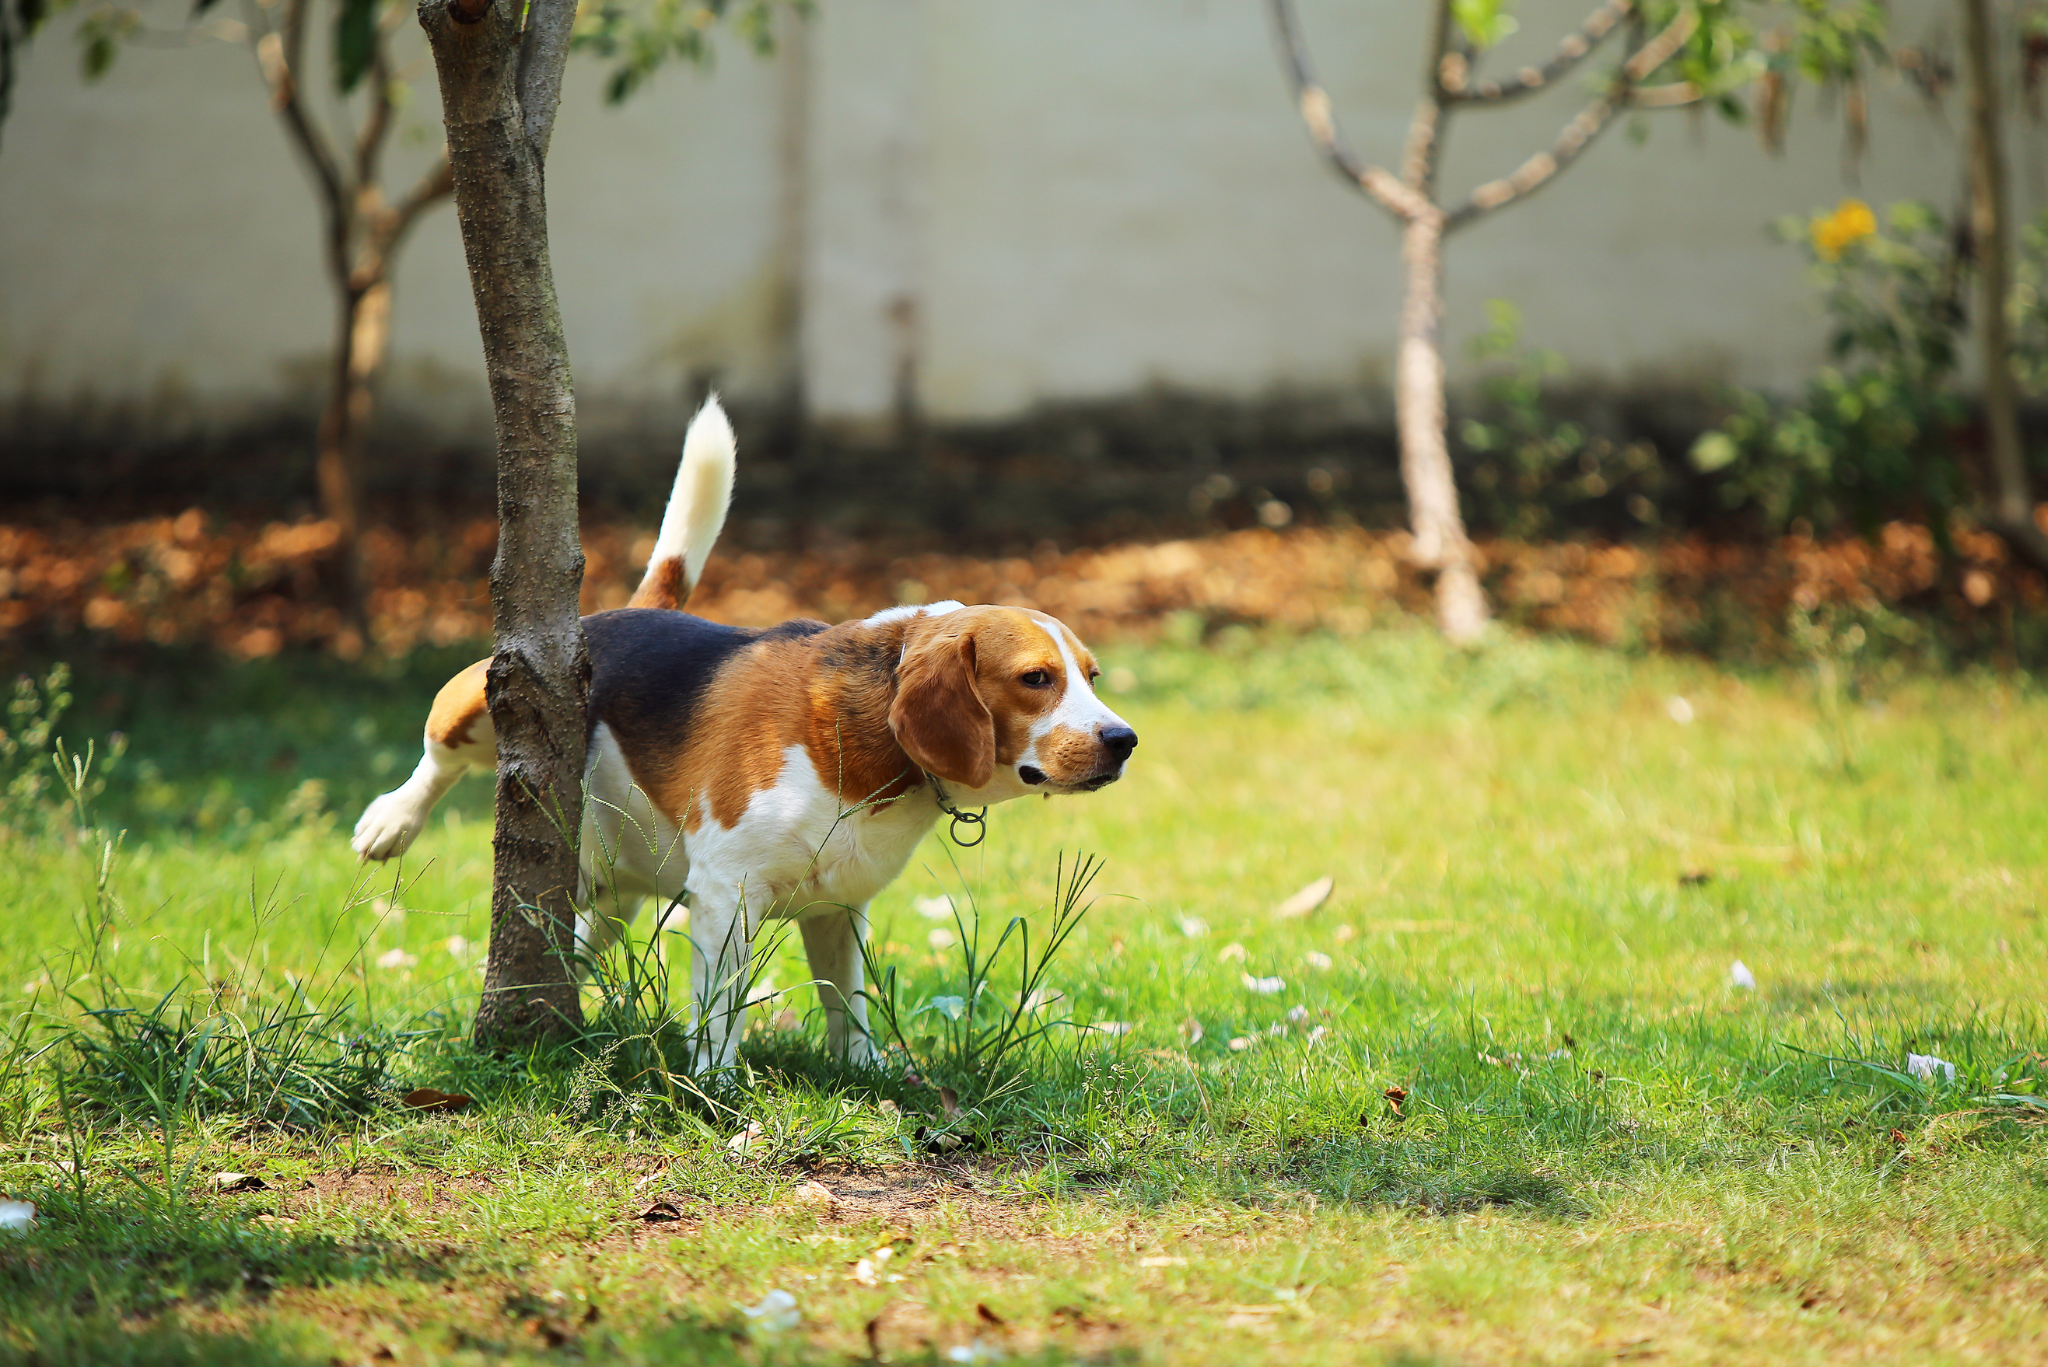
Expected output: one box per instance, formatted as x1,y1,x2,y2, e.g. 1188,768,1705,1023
316,284,374,635
420,0,588,1045
1396,211,1489,642
1960,0,2048,576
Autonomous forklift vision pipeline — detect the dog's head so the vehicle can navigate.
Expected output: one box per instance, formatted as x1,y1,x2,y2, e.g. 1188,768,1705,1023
889,605,1137,803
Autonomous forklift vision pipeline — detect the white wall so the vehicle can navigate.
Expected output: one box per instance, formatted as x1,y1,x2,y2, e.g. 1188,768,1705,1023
0,0,2024,434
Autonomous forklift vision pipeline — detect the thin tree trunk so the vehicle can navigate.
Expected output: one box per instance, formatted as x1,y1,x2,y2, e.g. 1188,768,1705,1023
316,285,371,635
420,0,588,1045
1396,211,1488,642
1960,0,2048,576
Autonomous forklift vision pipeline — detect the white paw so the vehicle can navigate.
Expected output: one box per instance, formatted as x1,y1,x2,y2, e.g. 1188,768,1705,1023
352,788,426,861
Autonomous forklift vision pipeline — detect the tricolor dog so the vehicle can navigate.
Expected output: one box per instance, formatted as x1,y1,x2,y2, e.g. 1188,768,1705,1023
352,398,1137,1068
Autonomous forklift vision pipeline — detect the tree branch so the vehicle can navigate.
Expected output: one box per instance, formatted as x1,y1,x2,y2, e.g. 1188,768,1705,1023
1268,0,1435,222
516,0,577,162
1446,92,1624,228
255,0,346,228
1444,6,1699,230
390,155,455,246
354,11,402,193
1442,0,1633,105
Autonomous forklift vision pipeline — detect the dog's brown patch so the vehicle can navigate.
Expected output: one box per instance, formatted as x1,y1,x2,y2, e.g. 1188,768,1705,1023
633,618,921,833
627,556,686,611
425,658,491,750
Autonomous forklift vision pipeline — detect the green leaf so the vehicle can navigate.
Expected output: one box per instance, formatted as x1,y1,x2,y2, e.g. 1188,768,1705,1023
1451,0,1518,51
334,0,378,95
1690,431,1740,474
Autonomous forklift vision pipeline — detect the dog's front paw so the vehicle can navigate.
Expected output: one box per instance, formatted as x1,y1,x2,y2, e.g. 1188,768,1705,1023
352,789,425,861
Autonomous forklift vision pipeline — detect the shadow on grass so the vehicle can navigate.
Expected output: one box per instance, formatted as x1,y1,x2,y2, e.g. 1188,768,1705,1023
0,1190,447,1328
0,1318,336,1367
3,1307,1144,1367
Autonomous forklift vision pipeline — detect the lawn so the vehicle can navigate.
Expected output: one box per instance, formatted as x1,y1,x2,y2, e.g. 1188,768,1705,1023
2,624,2045,1365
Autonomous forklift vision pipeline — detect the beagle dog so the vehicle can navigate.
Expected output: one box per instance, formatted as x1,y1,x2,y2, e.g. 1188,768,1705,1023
352,398,1137,1069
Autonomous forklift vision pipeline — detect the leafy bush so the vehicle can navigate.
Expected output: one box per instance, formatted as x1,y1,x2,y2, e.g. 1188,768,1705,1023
1458,301,1666,538
1691,200,1975,538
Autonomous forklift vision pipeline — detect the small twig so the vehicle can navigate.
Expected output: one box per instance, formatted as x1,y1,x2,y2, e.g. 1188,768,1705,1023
1268,0,1435,223
1446,6,1699,230
1443,0,1634,104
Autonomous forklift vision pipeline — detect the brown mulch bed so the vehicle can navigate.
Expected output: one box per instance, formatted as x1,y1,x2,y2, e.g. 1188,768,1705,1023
0,510,2040,660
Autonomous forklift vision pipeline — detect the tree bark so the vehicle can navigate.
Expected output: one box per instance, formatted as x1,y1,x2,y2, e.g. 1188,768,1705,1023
1397,210,1489,642
1960,0,2048,576
315,283,375,635
420,0,588,1045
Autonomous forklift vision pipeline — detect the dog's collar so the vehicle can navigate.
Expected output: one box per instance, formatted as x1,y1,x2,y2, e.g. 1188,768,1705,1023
924,773,989,848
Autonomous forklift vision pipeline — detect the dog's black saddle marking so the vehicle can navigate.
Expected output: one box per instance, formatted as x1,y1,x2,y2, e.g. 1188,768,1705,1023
583,607,828,756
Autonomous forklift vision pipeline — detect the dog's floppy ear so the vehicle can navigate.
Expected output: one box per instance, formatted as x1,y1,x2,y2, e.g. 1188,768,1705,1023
890,627,995,790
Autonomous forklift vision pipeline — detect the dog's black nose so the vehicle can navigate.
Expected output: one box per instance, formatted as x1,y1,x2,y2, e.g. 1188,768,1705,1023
1099,725,1138,760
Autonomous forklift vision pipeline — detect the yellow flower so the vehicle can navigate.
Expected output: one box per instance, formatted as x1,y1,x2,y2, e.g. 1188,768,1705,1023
1811,199,1878,261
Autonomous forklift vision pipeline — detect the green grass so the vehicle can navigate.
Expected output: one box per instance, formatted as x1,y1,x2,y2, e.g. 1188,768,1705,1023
2,625,2046,1364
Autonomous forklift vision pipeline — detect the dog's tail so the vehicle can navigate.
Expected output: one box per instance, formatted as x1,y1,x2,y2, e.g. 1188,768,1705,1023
629,394,736,611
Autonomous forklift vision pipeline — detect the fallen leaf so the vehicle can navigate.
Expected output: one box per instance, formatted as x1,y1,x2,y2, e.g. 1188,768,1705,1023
1678,869,1712,886
210,1171,267,1193
975,1302,1007,1326
727,1122,765,1159
636,1200,684,1222
939,1086,960,1117
402,1088,472,1113
1275,875,1333,919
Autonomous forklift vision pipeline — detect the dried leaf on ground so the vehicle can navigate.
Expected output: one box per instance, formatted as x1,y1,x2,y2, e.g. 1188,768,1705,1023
1274,875,1333,919
401,1088,472,1113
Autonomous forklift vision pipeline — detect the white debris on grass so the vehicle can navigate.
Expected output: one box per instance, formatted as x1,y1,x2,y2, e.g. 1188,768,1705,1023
927,927,958,950
1303,951,1334,970
741,1288,800,1332
1729,960,1756,990
1287,1005,1309,1023
1306,1025,1329,1044
376,948,417,970
1241,973,1285,995
1177,916,1209,938
1228,1036,1256,1052
1667,696,1696,725
1907,1053,1958,1084
0,1200,34,1234
1218,942,1247,962
915,895,955,921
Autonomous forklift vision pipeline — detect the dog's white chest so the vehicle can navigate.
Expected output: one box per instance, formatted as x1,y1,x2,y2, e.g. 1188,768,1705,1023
683,743,940,918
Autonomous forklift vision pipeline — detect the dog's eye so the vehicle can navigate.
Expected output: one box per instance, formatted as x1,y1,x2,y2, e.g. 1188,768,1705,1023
1020,670,1053,688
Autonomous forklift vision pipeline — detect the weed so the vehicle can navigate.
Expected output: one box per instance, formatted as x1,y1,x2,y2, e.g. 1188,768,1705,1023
861,852,1100,1120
